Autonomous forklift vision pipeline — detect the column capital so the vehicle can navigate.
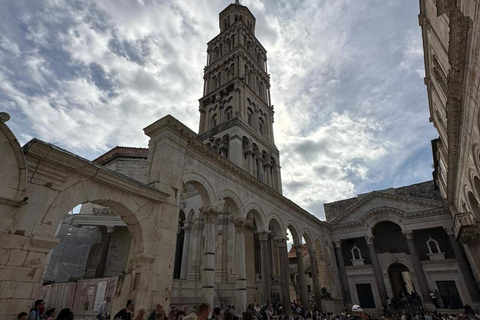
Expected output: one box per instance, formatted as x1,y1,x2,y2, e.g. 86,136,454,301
257,230,271,241
402,230,414,239
308,248,317,255
364,235,375,245
232,218,251,232
182,222,192,231
275,237,287,248
293,244,304,253
106,225,115,233
443,226,455,235
200,206,220,223
333,240,343,248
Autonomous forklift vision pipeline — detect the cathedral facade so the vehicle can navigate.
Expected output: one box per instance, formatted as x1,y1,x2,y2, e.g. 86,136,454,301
0,1,480,319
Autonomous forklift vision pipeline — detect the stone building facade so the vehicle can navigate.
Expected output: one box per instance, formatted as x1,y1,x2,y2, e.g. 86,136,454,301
326,181,480,312
419,0,480,286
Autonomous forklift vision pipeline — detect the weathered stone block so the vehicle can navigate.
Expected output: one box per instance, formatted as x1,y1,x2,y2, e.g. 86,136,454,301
0,281,16,298
0,248,11,265
6,249,27,266
12,282,34,299
24,251,47,268
32,223,57,238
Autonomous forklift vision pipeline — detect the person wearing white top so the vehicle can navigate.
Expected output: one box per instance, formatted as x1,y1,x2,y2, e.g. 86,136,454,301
97,297,111,320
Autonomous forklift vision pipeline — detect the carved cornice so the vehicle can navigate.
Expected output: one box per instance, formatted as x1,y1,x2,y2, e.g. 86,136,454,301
445,8,471,204
329,191,445,224
23,139,169,202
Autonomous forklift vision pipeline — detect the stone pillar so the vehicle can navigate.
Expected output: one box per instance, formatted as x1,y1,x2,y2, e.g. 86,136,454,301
233,218,250,315
365,235,387,302
334,240,352,305
96,225,114,278
402,231,433,307
446,229,480,302
258,230,272,303
180,222,191,280
277,238,292,314
294,244,309,307
309,249,322,309
201,207,220,307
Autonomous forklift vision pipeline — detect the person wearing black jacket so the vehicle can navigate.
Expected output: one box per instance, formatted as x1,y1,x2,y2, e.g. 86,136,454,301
349,305,363,320
114,300,134,320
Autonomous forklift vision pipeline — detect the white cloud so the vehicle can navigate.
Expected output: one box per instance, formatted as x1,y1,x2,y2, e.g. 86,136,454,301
0,0,437,220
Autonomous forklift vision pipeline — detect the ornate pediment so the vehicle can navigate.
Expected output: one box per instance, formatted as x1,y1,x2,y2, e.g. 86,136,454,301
329,191,445,225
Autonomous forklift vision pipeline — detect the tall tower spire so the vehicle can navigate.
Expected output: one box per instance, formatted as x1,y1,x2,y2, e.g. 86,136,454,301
198,2,282,193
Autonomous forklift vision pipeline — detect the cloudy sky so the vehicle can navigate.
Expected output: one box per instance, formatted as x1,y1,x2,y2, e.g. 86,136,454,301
0,0,437,220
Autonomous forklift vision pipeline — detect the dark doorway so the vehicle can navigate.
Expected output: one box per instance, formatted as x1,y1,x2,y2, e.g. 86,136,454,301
388,263,414,298
356,283,376,308
437,281,463,308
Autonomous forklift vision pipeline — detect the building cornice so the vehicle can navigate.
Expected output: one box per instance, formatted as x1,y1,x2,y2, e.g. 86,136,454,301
329,191,445,224
22,139,169,202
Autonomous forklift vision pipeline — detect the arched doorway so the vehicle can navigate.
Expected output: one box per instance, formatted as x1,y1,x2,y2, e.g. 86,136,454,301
388,263,414,298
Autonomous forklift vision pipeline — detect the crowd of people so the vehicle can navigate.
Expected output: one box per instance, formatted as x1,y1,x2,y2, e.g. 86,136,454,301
18,298,480,320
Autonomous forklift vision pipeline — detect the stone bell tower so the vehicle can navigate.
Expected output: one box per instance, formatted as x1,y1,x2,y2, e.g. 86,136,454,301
198,0,282,193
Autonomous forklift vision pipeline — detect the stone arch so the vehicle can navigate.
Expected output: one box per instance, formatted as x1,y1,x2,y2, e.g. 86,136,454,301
364,209,406,233
472,175,480,199
302,229,314,249
267,214,285,236
0,117,27,203
182,170,215,207
245,203,266,230
187,208,196,221
286,220,301,245
217,188,244,218
24,181,146,253
382,258,414,276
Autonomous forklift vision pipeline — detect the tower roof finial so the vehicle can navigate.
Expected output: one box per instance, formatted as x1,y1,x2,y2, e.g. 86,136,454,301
235,0,240,4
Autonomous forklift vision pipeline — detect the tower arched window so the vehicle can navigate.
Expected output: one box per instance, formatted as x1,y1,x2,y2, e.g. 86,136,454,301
225,106,233,121
212,76,217,90
247,108,253,126
211,114,218,128
259,118,265,136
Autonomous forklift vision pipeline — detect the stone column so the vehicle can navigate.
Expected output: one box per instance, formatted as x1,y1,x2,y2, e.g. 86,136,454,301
334,240,352,305
402,231,433,306
258,230,272,303
180,222,191,280
294,244,309,307
365,235,387,302
95,225,114,278
446,228,480,302
233,218,250,315
201,207,220,307
277,238,292,314
309,249,322,309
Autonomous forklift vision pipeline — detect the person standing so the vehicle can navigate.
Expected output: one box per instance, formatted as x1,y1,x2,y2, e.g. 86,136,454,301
348,305,363,320
45,308,56,320
114,300,135,320
197,304,211,320
149,304,165,320
29,300,45,320
133,307,147,320
18,313,28,320
97,297,111,320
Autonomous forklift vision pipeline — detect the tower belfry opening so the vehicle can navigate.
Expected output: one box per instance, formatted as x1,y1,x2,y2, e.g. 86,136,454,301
198,0,282,193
